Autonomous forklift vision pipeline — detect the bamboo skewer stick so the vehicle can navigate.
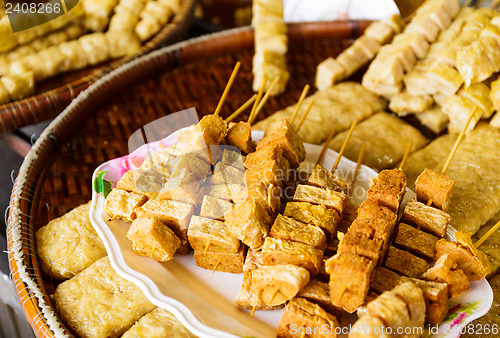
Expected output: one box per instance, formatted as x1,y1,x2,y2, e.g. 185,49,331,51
250,305,257,316
427,108,477,207
316,126,336,166
399,141,413,169
269,288,280,303
290,84,310,125
225,94,257,123
332,119,358,172
475,220,500,248
350,142,366,196
250,76,280,125
249,80,266,124
214,62,241,116
295,99,314,131
204,241,211,256
212,261,221,273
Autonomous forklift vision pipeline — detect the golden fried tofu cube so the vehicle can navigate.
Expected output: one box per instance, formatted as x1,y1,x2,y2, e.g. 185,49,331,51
226,122,256,155
284,202,340,240
262,237,323,276
135,198,194,238
105,188,148,222
199,195,234,221
315,57,346,90
170,152,211,181
122,307,196,338
297,279,344,321
325,253,374,313
277,297,339,338
350,315,390,338
245,144,289,172
36,202,106,280
365,290,413,333
394,223,438,261
126,217,181,261
209,162,245,185
252,265,310,306
54,257,155,338
349,200,397,245
402,200,450,238
457,37,500,87
225,198,272,249
293,185,346,214
245,160,287,189
389,91,433,115
415,168,454,212
157,177,201,205
422,254,469,298
366,168,406,213
407,277,449,324
234,270,284,311
307,164,347,193
243,181,282,216
257,118,306,168
371,267,402,294
459,82,494,118
203,183,246,202
337,230,384,265
194,243,246,273
364,20,396,44
491,78,500,112
384,246,429,278
117,169,165,199
187,216,240,253
269,214,326,250
219,146,246,169
198,114,228,146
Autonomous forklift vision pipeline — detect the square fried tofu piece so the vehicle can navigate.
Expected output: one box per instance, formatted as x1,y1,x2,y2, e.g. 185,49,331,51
219,146,245,169
337,230,384,265
203,183,246,202
243,181,282,216
194,243,246,273
284,202,340,240
226,121,256,155
187,216,240,253
315,57,346,90
325,253,374,313
225,198,272,249
245,162,285,190
252,265,310,306
105,188,148,223
307,164,348,193
235,271,284,311
415,168,455,211
117,168,166,199
402,200,450,238
126,217,181,261
157,176,201,205
371,267,402,294
244,145,289,172
122,308,196,338
293,185,347,214
36,202,106,280
257,118,306,168
170,151,212,181
209,162,245,185
199,195,234,221
384,246,429,278
54,257,155,338
297,279,344,320
407,277,449,324
262,237,323,276
365,290,413,333
422,254,469,298
366,168,407,213
394,222,438,261
349,200,397,245
277,297,339,338
269,214,327,250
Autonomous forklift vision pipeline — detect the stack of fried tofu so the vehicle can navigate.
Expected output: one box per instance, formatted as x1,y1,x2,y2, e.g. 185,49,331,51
252,0,289,96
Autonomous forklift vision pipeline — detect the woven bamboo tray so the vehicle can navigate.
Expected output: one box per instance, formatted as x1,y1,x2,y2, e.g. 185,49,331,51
0,0,196,135
7,20,369,337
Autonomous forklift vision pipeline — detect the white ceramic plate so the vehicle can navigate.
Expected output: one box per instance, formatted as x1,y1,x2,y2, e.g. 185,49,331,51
89,128,493,338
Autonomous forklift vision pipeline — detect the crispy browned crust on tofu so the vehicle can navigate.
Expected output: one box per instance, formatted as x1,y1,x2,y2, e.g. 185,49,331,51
193,243,246,273
307,164,348,193
203,183,246,202
366,168,407,213
394,223,438,261
117,169,164,199
235,271,285,311
436,236,491,281
252,265,310,306
284,202,340,240
325,253,374,313
371,267,402,294
199,114,227,145
337,230,384,265
225,198,272,249
402,201,450,238
257,118,306,168
262,237,323,276
384,246,429,278
105,189,148,223
209,162,245,185
157,179,201,205
293,185,347,214
277,297,339,338
126,217,181,261
226,121,256,155
349,200,397,244
415,168,455,211
135,199,194,238
244,145,289,171
407,277,449,325
245,160,287,189
187,216,240,253
297,279,344,321
199,195,234,221
243,181,282,216
269,214,327,250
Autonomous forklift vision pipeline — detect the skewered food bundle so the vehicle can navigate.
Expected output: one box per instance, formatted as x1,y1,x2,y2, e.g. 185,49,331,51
0,0,184,104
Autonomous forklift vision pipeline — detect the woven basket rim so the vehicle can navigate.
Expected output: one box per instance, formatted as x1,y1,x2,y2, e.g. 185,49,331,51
7,20,368,338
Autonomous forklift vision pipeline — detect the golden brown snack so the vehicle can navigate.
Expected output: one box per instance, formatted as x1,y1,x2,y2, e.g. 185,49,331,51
422,254,469,298
226,121,256,155
407,277,449,325
293,185,346,214
415,168,455,211
337,230,384,265
297,279,344,321
307,164,347,193
203,183,246,202
394,222,438,261
402,200,450,238
105,188,148,223
187,216,240,253
194,244,246,273
210,162,245,185
366,168,407,213
135,198,193,234
199,195,234,221
36,202,106,280
350,200,397,245
370,267,402,294
269,214,327,250
384,246,429,278
284,202,340,241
